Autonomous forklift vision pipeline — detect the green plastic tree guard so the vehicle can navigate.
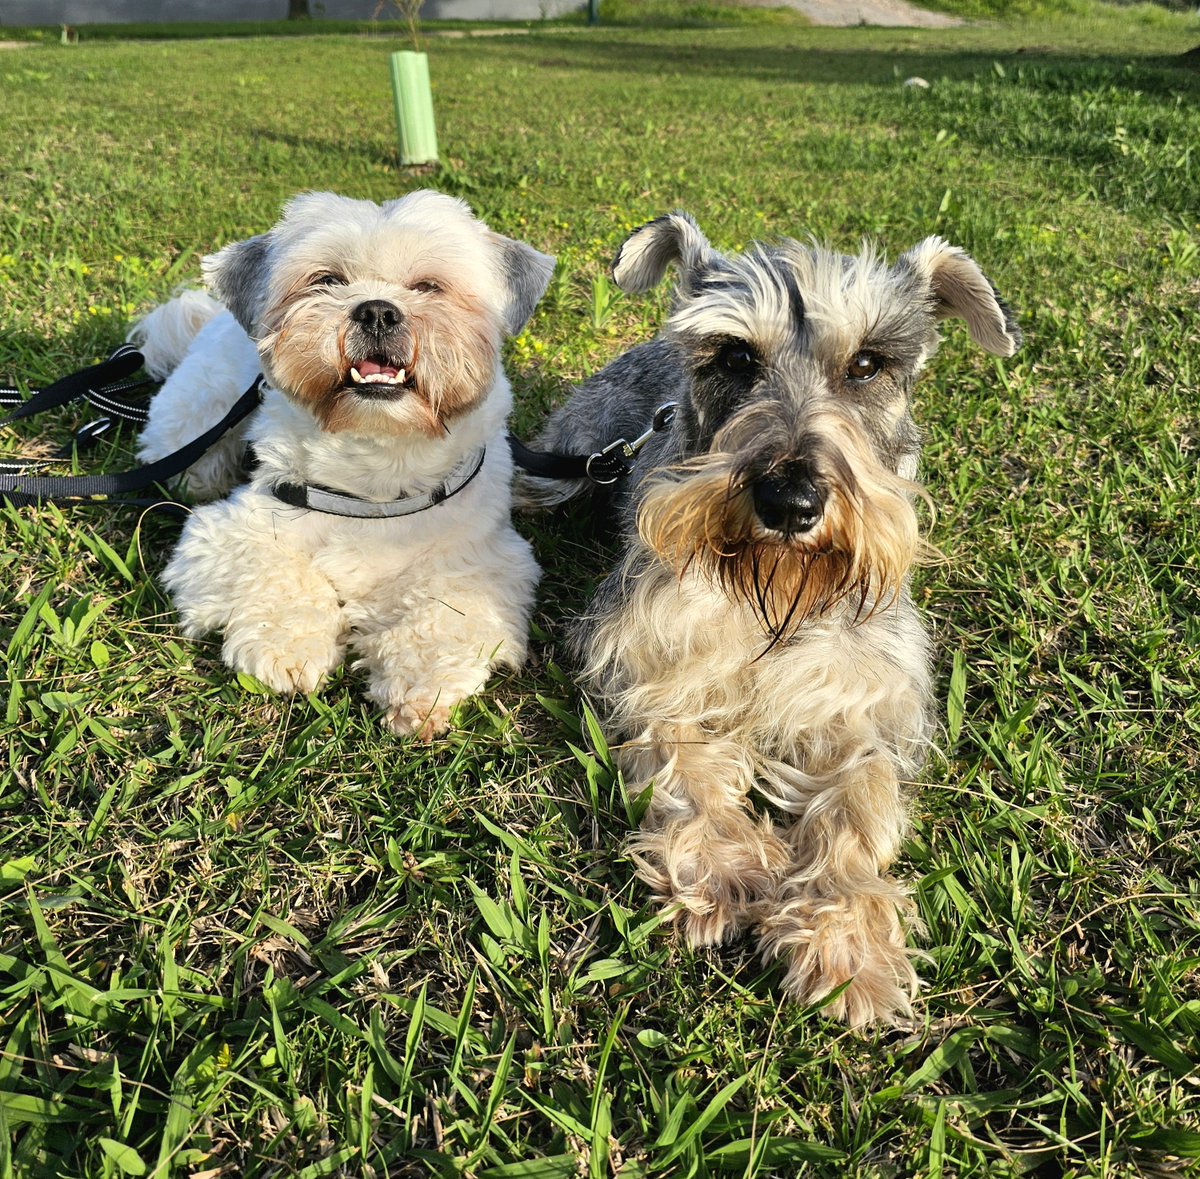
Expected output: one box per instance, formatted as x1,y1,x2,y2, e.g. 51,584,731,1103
390,51,438,166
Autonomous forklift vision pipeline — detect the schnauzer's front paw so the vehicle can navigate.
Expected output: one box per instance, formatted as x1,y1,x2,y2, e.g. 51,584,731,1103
630,814,789,947
224,630,342,696
385,697,453,741
757,893,920,1027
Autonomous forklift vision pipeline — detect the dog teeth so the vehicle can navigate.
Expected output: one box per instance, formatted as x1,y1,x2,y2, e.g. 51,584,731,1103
349,368,407,386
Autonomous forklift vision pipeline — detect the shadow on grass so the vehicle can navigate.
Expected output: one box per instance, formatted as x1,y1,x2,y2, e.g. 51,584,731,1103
516,32,1199,91
497,35,1198,218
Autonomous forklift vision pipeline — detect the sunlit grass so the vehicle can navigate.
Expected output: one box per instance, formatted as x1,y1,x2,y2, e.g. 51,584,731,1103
0,6,1198,1175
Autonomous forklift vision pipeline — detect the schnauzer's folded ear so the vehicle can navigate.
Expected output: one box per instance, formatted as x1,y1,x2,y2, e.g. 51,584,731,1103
612,212,714,293
898,236,1021,357
201,234,272,336
491,235,556,335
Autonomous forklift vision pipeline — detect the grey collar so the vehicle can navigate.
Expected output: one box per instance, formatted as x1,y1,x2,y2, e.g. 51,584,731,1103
270,446,486,518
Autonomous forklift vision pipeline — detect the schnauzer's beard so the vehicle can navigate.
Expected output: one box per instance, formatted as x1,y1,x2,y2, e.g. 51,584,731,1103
637,406,930,642
258,284,500,438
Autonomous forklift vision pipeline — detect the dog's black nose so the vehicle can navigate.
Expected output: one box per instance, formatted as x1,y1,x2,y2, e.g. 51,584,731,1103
751,472,823,536
351,299,402,335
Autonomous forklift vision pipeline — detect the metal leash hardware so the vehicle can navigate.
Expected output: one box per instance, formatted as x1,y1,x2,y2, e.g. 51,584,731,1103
584,401,678,485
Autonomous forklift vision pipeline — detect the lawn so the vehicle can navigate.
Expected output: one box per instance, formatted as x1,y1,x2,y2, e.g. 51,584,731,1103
0,3,1198,1176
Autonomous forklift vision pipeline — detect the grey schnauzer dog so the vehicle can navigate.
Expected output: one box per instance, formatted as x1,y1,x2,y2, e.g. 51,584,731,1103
524,212,1020,1025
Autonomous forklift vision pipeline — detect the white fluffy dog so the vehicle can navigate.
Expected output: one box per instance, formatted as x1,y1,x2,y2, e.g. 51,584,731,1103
133,190,553,738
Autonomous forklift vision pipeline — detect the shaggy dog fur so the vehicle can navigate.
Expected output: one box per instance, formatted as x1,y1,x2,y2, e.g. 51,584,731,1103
134,190,553,738
523,213,1020,1024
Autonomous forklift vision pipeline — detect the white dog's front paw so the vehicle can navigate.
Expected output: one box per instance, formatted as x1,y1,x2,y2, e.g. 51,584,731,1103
223,627,343,695
385,696,453,741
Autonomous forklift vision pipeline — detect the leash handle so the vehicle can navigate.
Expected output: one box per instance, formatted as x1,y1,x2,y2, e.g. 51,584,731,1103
0,344,145,427
0,377,263,508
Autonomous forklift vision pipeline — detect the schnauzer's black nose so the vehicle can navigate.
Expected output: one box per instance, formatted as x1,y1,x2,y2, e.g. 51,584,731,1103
751,472,823,536
351,299,402,335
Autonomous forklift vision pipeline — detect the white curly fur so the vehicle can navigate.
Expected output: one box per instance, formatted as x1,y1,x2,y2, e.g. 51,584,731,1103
135,191,552,737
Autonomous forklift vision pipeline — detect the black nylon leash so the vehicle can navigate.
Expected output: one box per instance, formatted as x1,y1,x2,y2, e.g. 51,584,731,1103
506,435,590,482
0,345,675,518
0,343,148,428
0,380,262,506
0,376,153,425
0,344,263,511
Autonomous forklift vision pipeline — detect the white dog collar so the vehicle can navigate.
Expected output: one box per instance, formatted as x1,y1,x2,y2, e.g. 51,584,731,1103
271,446,486,519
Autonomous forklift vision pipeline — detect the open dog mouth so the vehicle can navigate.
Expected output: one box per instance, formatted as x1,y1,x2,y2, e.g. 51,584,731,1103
346,355,415,398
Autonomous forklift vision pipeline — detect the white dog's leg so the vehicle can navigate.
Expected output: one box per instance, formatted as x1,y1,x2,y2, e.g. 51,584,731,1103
352,534,538,739
137,310,261,503
163,500,345,694
354,603,503,739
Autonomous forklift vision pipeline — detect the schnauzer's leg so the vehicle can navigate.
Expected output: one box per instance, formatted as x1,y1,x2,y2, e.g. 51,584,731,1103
352,537,538,740
164,504,346,694
755,754,920,1027
622,726,790,946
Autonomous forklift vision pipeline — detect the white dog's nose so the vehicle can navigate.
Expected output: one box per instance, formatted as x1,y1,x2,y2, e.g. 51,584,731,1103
351,299,402,335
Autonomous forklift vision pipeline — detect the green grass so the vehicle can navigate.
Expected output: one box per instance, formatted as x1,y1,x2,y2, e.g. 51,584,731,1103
1,4,1199,1176
922,0,1191,19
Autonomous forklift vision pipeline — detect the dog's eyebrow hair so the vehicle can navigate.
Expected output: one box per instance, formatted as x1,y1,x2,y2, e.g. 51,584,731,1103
777,262,806,333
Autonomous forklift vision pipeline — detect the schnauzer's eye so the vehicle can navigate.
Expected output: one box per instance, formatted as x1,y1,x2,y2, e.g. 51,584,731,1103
845,352,884,382
411,280,442,294
717,341,757,374
311,273,346,287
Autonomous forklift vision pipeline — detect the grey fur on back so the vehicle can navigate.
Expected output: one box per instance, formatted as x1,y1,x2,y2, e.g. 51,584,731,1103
519,339,687,520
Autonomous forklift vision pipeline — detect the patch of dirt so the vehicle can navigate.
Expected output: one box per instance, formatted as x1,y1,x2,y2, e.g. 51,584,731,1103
747,0,962,27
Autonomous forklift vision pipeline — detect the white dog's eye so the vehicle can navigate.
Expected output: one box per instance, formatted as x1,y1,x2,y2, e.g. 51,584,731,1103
312,273,346,287
411,279,441,294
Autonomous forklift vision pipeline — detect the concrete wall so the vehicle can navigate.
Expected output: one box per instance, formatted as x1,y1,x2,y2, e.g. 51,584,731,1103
2,0,584,26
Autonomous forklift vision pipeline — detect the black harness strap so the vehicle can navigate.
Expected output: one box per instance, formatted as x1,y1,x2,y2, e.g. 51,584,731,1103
507,401,678,486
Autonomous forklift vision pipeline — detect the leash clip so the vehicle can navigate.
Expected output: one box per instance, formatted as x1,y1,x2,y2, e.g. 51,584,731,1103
584,401,678,485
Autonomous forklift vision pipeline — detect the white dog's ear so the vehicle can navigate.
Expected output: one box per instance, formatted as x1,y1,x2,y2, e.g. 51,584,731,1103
201,233,272,335
898,236,1022,356
491,235,556,335
612,212,714,293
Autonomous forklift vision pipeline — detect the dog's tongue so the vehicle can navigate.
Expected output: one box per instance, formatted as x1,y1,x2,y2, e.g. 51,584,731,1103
358,358,401,379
